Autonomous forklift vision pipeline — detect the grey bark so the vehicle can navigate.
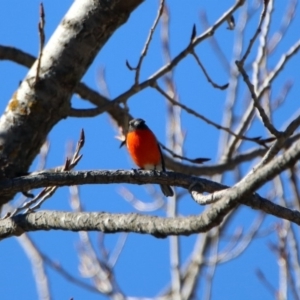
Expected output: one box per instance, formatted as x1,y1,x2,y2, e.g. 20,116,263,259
0,0,143,206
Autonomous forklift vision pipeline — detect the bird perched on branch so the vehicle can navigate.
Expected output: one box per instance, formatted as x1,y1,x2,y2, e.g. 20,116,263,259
122,118,174,197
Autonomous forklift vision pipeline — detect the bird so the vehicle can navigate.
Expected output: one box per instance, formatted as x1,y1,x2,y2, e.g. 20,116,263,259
124,118,174,197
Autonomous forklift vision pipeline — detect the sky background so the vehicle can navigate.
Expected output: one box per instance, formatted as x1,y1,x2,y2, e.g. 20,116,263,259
0,0,300,299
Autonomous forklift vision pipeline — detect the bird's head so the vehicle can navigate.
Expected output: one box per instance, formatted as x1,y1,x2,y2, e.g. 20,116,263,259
128,118,148,131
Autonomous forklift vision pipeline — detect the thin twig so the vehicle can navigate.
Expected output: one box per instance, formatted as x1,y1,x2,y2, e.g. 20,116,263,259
217,2,248,159
133,0,165,84
108,233,128,268
277,223,289,300
9,129,85,216
251,114,300,170
199,10,230,71
153,81,271,147
236,60,281,137
268,0,297,54
252,0,273,91
214,214,264,263
17,233,51,300
204,232,219,300
41,251,101,294
258,39,300,95
272,80,293,111
256,269,277,296
96,67,110,98
69,185,125,298
240,0,269,64
191,50,229,90
87,0,246,113
35,3,45,83
160,8,182,298
159,142,210,164
289,166,300,210
118,186,165,212
288,226,300,296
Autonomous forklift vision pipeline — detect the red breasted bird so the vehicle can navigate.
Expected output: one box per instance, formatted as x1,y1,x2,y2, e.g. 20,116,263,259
124,118,174,197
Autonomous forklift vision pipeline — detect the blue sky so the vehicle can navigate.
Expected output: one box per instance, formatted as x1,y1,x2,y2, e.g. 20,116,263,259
0,0,300,299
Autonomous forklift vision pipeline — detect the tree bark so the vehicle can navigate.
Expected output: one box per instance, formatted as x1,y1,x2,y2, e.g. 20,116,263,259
0,0,143,206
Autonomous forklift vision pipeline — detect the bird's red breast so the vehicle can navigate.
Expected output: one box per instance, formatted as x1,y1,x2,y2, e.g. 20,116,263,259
126,128,161,168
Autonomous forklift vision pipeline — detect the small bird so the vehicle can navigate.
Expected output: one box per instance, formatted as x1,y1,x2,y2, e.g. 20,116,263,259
124,118,174,197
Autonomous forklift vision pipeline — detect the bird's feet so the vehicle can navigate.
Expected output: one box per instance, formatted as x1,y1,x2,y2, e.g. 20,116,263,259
131,168,143,174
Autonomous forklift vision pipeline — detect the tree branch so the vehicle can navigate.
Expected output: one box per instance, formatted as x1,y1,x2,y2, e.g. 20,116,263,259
0,0,142,206
0,138,299,227
0,203,236,240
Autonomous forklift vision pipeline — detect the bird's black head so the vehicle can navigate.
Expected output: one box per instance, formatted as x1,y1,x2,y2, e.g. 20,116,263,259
128,118,148,131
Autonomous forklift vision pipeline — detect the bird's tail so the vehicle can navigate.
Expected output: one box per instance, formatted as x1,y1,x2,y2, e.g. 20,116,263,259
160,184,174,197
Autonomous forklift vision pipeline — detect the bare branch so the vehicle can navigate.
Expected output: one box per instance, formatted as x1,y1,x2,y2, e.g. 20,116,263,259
133,0,165,84
0,45,36,67
256,269,277,296
118,186,165,212
69,185,124,297
159,142,210,165
236,60,281,137
153,81,270,147
0,45,111,110
191,50,229,90
0,0,143,207
35,2,46,83
9,129,84,216
240,0,270,64
68,107,105,118
108,233,128,268
258,39,300,95
164,146,267,175
3,142,300,236
17,233,51,300
41,251,102,294
89,0,246,112
252,0,273,91
1,203,236,240
0,158,299,228
192,136,300,217
199,10,231,72
252,114,300,170
268,0,297,54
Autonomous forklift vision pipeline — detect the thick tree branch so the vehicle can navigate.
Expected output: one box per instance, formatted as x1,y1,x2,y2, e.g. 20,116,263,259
194,136,300,209
1,45,277,175
0,133,299,229
0,204,236,240
0,45,131,130
0,0,142,206
0,137,299,226
0,45,35,68
0,169,224,195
